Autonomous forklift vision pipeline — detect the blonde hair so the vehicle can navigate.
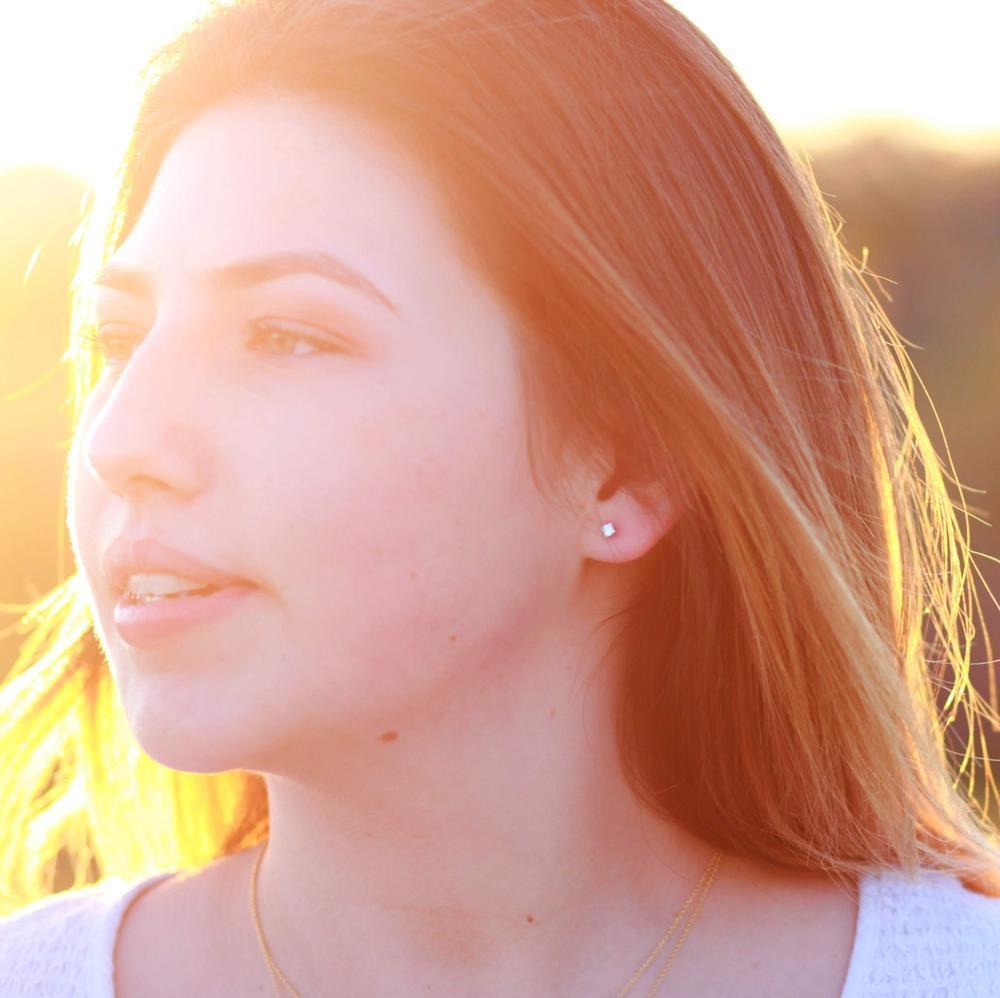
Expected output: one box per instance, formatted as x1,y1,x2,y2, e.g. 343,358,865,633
3,0,999,914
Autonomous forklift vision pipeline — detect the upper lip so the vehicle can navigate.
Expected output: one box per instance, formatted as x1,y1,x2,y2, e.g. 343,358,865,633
103,536,254,593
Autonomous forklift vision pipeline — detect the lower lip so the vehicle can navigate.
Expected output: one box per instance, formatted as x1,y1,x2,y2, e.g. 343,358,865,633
113,584,257,648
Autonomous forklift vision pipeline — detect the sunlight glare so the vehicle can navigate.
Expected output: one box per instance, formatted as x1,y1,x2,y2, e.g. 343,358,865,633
1,0,998,182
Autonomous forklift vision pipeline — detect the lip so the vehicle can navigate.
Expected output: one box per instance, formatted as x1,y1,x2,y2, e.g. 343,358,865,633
113,584,257,648
103,535,254,594
103,534,257,648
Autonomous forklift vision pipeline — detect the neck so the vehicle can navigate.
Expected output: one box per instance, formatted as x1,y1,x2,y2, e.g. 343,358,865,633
247,629,721,995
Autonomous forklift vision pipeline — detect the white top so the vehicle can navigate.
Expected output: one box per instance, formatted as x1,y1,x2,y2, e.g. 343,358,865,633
0,864,999,995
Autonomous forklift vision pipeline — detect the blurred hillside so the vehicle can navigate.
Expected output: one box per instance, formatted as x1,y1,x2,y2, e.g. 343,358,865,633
795,129,1000,819
800,129,1000,707
1,131,998,812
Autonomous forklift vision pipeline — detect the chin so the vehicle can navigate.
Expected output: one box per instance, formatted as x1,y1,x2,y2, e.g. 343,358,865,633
117,696,264,775
130,727,249,775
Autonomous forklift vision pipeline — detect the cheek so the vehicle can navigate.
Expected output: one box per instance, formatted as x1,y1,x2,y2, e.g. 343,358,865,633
266,406,495,615
256,391,546,698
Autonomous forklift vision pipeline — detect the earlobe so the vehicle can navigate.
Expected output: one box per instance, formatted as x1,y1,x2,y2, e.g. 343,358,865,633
593,481,679,564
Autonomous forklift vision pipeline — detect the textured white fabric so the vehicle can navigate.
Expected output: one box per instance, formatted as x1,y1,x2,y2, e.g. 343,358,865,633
1,864,999,995
840,867,1000,996
0,870,175,997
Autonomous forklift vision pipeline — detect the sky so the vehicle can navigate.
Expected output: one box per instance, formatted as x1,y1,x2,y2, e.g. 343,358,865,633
1,0,998,181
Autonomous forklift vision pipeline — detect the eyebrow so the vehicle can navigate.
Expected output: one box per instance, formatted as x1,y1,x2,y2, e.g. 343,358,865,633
91,250,398,314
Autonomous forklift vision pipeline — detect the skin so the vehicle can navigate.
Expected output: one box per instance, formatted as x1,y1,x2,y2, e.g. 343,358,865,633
67,94,858,996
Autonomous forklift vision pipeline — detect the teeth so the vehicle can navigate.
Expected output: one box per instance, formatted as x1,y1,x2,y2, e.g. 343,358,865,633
126,572,217,597
131,591,215,604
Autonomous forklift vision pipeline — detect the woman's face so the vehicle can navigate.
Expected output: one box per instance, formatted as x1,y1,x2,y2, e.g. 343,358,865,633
67,95,595,774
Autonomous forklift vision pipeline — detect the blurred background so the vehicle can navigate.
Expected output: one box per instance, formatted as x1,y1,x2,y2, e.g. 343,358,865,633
2,1,998,820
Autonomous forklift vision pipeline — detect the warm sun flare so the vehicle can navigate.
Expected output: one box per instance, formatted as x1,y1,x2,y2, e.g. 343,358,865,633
1,0,998,181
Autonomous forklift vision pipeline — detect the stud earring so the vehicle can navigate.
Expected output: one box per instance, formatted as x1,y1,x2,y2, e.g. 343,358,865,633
601,521,616,538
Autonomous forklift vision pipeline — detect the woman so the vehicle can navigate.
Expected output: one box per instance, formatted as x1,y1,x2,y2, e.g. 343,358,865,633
1,0,999,994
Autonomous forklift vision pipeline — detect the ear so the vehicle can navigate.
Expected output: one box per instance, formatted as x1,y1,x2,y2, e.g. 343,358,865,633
582,476,682,564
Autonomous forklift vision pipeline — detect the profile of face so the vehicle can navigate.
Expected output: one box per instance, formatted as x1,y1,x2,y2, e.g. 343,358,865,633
66,94,622,777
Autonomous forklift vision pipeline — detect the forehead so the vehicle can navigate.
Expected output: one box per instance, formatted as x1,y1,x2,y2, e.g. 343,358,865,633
114,95,455,291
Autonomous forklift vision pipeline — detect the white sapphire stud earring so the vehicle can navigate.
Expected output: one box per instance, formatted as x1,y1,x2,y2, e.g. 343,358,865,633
601,521,616,538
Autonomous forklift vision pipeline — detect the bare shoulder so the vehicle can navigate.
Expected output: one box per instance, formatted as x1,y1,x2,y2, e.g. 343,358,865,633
114,846,263,998
663,852,860,998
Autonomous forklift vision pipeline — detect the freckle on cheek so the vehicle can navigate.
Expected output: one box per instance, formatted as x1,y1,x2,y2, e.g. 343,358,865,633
448,633,458,643
409,570,417,581
379,730,399,742
548,707,557,719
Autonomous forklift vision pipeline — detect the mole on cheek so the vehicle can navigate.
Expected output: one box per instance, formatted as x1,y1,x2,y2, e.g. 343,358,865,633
526,914,535,923
379,730,399,742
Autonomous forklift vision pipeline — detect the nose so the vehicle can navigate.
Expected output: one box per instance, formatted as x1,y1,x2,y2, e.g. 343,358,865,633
79,323,206,501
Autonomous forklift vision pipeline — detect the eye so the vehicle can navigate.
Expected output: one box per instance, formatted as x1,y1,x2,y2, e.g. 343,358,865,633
77,319,340,368
78,323,141,367
246,320,339,358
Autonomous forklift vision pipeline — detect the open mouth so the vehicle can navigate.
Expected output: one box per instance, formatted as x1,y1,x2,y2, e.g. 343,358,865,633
124,585,222,603
113,582,258,648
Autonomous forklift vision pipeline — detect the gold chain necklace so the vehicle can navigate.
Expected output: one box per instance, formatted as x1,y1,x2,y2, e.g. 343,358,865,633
249,842,722,997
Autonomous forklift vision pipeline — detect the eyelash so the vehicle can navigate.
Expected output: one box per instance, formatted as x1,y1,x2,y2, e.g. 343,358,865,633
79,320,338,367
